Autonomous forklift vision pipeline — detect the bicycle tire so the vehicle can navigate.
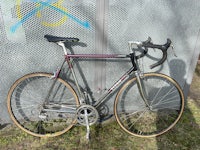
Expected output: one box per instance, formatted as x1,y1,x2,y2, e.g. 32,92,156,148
114,73,184,137
7,73,80,137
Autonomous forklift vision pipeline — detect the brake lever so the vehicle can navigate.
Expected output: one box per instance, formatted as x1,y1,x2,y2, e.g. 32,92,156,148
145,37,156,52
170,44,177,57
147,37,157,52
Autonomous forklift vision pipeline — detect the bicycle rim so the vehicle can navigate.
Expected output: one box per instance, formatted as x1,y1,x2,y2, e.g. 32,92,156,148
114,73,184,137
7,73,79,137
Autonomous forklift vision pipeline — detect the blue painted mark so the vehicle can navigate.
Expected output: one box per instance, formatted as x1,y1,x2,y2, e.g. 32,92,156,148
10,0,51,33
10,5,44,33
11,0,90,33
38,1,90,28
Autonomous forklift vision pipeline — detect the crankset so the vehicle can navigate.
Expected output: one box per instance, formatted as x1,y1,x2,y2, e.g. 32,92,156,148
76,105,99,126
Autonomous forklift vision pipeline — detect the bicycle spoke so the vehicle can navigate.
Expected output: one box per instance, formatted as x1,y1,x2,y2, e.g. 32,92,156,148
13,104,37,110
13,95,42,105
152,100,180,109
153,105,181,110
150,79,168,106
152,89,178,105
155,94,180,105
15,87,44,103
127,110,148,130
120,108,146,122
152,86,175,106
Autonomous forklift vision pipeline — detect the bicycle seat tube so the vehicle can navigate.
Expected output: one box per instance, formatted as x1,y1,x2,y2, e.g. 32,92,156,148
57,41,85,104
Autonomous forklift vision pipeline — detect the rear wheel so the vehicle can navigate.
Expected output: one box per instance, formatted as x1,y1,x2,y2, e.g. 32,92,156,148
7,73,79,137
114,73,184,137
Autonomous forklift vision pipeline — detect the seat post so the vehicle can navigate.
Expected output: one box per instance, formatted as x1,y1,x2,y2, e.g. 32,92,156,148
57,41,68,55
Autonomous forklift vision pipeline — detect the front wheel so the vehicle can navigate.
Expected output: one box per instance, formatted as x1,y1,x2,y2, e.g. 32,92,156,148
114,73,184,137
7,73,80,137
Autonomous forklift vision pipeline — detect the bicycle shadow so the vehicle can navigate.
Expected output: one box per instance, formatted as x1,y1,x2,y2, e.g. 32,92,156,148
155,59,200,149
0,123,9,130
0,114,9,130
9,77,36,122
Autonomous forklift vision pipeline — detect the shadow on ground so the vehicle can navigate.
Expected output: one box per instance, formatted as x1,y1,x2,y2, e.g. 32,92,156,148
156,61,200,150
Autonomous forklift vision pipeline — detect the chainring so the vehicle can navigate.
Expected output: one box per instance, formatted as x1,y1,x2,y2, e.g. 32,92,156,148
76,105,99,126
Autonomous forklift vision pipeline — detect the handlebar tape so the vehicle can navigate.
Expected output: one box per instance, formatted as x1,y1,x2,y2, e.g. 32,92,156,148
142,38,172,69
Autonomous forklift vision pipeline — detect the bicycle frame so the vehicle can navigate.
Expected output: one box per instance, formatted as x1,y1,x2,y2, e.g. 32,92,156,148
66,54,134,107
57,42,148,108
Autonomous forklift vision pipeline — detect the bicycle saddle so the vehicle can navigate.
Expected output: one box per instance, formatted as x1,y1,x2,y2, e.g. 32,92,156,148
44,34,79,43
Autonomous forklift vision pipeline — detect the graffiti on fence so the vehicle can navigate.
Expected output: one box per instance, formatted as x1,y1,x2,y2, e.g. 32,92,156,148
11,0,90,33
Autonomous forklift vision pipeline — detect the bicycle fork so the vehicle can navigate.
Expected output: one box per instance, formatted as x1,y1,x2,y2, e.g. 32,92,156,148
130,52,150,108
134,71,150,108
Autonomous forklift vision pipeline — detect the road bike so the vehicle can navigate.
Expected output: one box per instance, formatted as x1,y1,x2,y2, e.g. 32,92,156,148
7,35,184,139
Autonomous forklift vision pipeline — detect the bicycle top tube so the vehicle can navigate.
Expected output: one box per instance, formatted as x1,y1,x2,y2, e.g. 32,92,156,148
66,54,130,59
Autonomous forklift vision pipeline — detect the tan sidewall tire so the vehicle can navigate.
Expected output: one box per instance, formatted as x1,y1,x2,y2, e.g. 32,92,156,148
7,73,80,137
114,73,184,138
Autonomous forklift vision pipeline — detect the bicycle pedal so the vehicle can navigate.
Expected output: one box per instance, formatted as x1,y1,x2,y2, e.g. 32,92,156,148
170,44,177,57
139,72,144,77
39,114,48,120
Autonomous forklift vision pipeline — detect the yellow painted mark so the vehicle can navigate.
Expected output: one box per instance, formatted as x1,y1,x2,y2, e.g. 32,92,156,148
16,0,22,19
16,0,68,27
